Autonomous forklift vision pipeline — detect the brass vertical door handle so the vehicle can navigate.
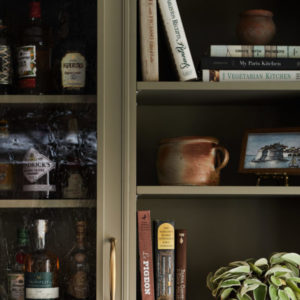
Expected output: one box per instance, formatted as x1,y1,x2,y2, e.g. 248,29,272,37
110,238,116,300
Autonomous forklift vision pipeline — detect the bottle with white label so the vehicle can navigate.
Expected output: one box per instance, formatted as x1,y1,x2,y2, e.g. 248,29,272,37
24,220,59,300
22,122,57,199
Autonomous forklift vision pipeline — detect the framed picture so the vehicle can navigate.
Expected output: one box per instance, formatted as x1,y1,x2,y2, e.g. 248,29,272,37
239,128,300,174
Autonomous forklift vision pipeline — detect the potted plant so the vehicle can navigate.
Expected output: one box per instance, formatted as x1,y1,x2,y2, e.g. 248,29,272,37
207,252,300,300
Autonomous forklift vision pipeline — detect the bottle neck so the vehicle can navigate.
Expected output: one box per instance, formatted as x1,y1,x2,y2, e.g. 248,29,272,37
35,234,46,250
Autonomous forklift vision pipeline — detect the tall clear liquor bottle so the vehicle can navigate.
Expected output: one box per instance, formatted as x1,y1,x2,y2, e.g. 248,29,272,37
7,228,30,300
65,221,90,300
17,0,51,94
0,18,13,94
24,220,59,300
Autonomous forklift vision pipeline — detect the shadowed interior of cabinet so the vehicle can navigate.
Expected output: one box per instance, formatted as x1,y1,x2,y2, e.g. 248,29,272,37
137,197,300,300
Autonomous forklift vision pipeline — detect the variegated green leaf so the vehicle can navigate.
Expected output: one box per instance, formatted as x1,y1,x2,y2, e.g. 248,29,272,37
270,253,287,265
237,292,252,300
241,283,260,296
244,279,264,285
255,258,269,267
279,290,290,300
286,263,300,277
266,266,293,277
215,267,231,277
229,261,250,267
207,272,215,291
284,287,297,300
228,266,251,274
271,275,284,287
282,254,300,267
287,279,300,293
254,284,267,300
220,279,242,288
269,284,279,300
221,288,234,300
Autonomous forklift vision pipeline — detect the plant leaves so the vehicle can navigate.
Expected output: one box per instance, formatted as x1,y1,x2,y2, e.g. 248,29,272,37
270,253,287,265
284,287,297,300
221,288,234,300
254,284,267,300
220,279,242,288
207,272,215,291
266,266,293,277
279,290,290,300
271,275,284,287
228,266,251,274
287,279,300,294
255,258,269,267
282,254,300,267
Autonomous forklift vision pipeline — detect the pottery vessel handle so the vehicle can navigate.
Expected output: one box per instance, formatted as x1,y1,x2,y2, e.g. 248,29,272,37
215,146,230,172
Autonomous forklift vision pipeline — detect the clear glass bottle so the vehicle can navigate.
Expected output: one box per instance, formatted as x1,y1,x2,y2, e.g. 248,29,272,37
24,220,59,300
7,228,30,300
17,0,51,94
65,221,90,300
0,19,13,94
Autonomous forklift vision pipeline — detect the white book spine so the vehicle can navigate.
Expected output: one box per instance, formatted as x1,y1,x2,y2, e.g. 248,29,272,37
139,0,159,81
210,45,300,58
157,0,197,81
202,69,300,82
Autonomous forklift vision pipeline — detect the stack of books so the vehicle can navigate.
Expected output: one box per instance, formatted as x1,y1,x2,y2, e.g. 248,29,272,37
137,210,187,300
199,45,300,82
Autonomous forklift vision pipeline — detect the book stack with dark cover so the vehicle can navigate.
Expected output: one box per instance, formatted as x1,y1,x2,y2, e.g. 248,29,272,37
199,45,300,82
137,210,187,300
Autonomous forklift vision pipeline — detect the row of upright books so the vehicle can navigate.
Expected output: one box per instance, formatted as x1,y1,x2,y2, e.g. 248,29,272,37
139,0,300,82
137,210,187,300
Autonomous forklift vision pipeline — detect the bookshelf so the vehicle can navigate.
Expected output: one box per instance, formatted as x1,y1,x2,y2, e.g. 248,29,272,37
122,0,300,299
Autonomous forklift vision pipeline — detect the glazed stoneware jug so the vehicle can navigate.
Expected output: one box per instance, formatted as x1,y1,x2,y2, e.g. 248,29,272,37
156,136,229,186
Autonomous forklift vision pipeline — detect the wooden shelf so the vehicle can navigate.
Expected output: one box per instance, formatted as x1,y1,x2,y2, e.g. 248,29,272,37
0,95,97,104
137,186,300,198
0,199,96,208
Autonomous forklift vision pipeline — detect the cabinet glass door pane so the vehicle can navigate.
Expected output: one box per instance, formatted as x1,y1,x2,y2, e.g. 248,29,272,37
0,0,97,300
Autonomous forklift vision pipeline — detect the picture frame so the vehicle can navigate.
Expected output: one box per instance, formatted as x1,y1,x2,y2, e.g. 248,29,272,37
239,127,300,175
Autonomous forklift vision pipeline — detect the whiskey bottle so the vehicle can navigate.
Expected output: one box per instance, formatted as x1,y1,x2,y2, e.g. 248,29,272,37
17,0,51,94
65,221,90,300
60,118,88,199
0,119,14,198
7,228,30,300
24,220,59,300
0,19,12,94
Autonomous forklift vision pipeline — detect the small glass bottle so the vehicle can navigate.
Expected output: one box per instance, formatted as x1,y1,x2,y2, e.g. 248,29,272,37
7,228,30,300
0,119,14,198
24,220,59,300
65,221,90,300
17,0,51,94
0,19,12,94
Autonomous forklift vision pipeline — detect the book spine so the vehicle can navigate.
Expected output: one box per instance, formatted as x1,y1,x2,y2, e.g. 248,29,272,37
202,69,300,82
137,211,155,300
154,219,175,300
157,0,197,81
210,45,300,58
175,229,187,300
199,57,300,70
139,0,159,81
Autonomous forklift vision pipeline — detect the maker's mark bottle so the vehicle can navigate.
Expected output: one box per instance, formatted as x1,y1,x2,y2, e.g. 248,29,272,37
24,220,59,300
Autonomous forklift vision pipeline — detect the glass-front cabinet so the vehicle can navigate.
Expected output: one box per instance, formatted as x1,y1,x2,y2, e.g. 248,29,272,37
0,0,123,299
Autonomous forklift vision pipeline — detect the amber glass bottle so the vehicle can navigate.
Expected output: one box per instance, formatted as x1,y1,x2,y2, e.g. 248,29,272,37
17,0,51,94
24,220,59,300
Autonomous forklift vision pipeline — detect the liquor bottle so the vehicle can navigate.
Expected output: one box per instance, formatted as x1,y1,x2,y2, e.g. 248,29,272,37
60,117,88,199
65,221,90,300
0,119,14,198
7,228,30,300
17,0,51,94
0,19,13,94
22,121,57,199
53,1,87,94
24,220,59,300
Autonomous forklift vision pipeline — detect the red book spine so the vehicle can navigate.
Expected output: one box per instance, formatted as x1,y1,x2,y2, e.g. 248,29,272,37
137,210,155,300
175,229,187,300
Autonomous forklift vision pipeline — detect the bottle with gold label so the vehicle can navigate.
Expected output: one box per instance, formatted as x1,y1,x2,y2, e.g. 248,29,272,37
0,19,12,94
0,119,14,198
65,221,90,300
17,0,51,94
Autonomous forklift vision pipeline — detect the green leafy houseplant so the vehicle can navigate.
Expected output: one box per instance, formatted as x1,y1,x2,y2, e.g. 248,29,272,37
207,252,300,300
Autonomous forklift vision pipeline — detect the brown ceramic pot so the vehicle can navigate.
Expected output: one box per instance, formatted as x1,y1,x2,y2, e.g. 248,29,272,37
237,9,276,45
156,136,229,186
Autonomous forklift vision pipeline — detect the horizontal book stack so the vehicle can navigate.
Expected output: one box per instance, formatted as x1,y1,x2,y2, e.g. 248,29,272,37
199,45,300,82
137,210,187,300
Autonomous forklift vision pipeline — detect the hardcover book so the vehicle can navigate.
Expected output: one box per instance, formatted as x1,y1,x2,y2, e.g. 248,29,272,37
199,57,300,70
154,219,175,300
139,0,159,81
137,211,155,300
202,69,300,82
157,0,197,81
175,229,187,300
210,45,300,58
